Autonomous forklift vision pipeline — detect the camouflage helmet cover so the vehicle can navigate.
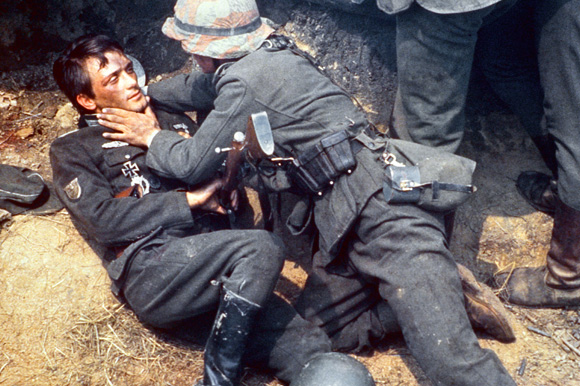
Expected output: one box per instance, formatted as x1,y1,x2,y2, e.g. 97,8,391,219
162,0,274,59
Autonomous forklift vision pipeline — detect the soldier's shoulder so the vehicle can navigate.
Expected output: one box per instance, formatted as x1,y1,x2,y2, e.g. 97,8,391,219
51,125,108,156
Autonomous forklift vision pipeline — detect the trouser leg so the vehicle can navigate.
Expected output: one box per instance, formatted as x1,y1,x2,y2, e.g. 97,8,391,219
534,0,580,211
391,1,514,153
349,195,515,386
498,0,580,309
121,229,284,328
295,253,391,353
297,253,515,348
475,0,543,138
475,0,559,174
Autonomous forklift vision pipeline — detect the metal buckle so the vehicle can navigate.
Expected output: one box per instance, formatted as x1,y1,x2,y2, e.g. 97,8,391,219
398,180,415,191
382,152,405,167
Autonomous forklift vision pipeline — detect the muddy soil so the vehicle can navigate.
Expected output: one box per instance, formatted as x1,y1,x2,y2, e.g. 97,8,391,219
1,1,579,385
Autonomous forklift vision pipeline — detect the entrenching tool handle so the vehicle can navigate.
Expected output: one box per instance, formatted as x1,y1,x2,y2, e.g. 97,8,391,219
216,112,275,218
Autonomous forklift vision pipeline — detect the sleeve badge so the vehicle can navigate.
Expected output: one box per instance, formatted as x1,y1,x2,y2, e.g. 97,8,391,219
64,177,82,200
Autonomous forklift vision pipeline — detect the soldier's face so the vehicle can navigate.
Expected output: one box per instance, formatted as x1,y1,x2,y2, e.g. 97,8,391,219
84,51,147,113
193,54,218,74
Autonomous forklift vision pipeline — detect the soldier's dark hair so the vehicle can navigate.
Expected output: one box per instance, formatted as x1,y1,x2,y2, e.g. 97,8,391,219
53,34,124,114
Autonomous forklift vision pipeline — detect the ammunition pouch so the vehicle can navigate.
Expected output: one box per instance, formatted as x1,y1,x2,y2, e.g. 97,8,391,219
288,130,357,195
382,139,476,212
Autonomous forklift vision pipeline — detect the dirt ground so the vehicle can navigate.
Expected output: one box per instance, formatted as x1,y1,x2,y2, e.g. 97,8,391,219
1,5,580,386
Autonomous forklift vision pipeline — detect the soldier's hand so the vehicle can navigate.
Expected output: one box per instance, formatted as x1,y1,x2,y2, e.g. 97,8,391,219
99,102,161,148
228,188,240,211
185,179,227,215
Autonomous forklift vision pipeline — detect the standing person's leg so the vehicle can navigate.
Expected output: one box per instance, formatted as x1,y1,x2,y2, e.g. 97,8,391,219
475,0,560,214
535,0,580,212
475,0,557,173
348,194,515,386
391,3,502,153
498,0,580,306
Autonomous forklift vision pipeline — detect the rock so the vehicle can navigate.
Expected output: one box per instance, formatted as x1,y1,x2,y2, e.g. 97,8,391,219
15,127,34,139
0,208,12,227
54,103,78,136
0,92,17,110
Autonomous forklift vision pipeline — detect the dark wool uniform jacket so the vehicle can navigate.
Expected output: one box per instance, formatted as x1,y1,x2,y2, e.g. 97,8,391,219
146,44,386,266
49,112,216,293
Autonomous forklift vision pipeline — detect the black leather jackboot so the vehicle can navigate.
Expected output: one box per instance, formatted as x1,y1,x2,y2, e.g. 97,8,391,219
515,134,559,215
516,171,558,215
497,199,580,307
196,288,261,386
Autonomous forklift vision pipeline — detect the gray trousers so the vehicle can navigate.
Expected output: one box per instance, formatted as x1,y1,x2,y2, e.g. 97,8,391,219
391,0,517,153
534,0,580,210
475,0,545,140
475,0,580,210
121,229,331,383
297,194,515,386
